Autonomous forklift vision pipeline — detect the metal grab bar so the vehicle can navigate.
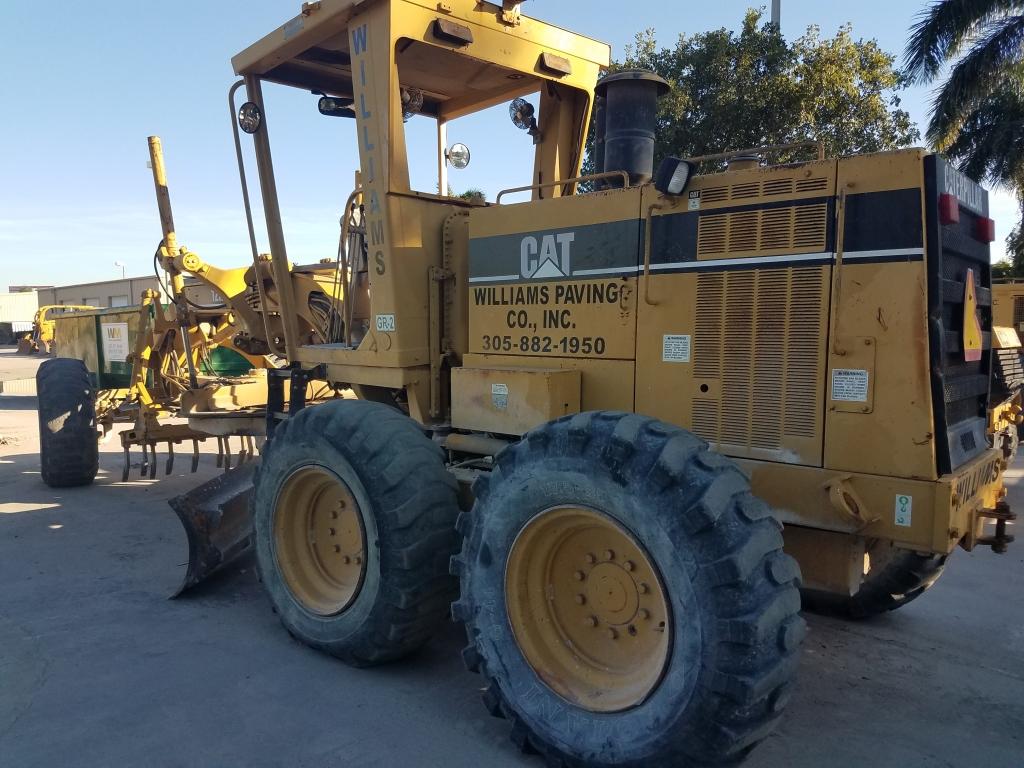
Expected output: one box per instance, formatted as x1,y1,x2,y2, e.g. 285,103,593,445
496,171,630,203
685,140,826,166
228,80,273,348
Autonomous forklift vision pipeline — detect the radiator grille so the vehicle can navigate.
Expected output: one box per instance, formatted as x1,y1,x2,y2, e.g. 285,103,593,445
692,266,826,463
697,203,828,257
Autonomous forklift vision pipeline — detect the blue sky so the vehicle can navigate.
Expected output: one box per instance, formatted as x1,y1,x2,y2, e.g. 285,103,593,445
0,0,1017,287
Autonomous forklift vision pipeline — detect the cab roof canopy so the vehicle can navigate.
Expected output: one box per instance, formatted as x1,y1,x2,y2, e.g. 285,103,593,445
231,0,610,121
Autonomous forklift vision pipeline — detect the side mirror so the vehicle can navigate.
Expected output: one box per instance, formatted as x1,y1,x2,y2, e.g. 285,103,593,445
318,96,355,118
653,157,695,196
446,143,471,170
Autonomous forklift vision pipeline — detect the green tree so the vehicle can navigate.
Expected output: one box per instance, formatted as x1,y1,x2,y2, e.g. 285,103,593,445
458,188,487,204
992,259,1014,278
584,10,919,175
1009,219,1024,273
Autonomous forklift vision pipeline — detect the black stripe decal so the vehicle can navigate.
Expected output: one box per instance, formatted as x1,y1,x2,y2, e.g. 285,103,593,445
844,188,923,252
650,198,837,266
649,251,922,275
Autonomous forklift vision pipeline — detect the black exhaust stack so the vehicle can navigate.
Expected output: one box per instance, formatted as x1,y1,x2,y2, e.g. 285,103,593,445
595,70,670,188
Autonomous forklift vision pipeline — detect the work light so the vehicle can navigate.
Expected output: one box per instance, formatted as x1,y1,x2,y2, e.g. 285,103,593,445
653,157,695,196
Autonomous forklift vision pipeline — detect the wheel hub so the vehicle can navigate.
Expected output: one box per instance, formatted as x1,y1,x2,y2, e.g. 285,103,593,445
587,562,639,623
273,465,366,616
505,506,671,713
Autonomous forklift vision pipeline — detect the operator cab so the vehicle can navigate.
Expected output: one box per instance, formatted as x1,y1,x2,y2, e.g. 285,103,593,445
229,0,609,364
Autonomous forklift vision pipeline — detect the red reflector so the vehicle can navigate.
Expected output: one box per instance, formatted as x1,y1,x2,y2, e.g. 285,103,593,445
975,216,996,244
939,193,960,225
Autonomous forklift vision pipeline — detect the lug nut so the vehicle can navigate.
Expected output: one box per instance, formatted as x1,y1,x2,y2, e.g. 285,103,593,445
342,555,351,564
624,560,635,572
639,608,651,620
638,583,650,595
604,549,615,561
585,616,598,627
331,510,339,519
329,528,337,536
575,594,586,605
606,628,618,640
355,556,362,565
574,570,586,581
333,545,341,553
584,553,596,564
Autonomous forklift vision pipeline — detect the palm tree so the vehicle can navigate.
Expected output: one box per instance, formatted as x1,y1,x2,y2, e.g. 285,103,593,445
907,1,1024,271
905,0,1024,183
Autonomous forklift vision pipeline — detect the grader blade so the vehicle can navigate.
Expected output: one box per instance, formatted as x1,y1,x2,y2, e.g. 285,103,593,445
168,462,257,597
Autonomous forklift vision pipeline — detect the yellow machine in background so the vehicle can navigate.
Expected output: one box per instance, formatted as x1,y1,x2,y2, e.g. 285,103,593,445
993,278,1024,333
69,1,1015,765
18,304,97,354
37,136,353,592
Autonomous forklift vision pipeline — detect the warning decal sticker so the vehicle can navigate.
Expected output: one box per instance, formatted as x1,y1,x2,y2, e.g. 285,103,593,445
831,368,869,402
491,383,509,410
662,335,692,363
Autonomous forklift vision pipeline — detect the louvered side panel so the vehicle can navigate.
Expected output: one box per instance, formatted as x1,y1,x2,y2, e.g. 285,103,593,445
752,271,787,449
784,267,826,439
693,273,725,444
793,204,828,251
698,215,728,256
721,272,755,447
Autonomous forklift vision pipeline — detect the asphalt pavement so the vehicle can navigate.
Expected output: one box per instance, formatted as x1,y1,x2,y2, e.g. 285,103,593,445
0,348,1021,768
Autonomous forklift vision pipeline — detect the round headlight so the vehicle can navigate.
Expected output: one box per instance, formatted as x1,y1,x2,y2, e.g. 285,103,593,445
447,143,471,170
238,102,263,134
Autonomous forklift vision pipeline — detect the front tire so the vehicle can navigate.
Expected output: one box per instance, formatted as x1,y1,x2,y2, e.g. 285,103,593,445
36,358,99,488
453,412,804,767
252,400,460,666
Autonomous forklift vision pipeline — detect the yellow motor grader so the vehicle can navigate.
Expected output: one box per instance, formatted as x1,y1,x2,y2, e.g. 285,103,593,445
18,304,98,354
105,0,1015,765
36,136,356,591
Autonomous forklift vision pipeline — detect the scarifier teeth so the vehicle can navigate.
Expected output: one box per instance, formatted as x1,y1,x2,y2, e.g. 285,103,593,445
451,599,470,622
449,554,465,576
481,685,504,718
460,644,482,673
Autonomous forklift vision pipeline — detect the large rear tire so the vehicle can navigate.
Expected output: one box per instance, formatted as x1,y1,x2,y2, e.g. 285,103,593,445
36,358,99,488
452,412,804,767
803,541,947,619
252,399,460,666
